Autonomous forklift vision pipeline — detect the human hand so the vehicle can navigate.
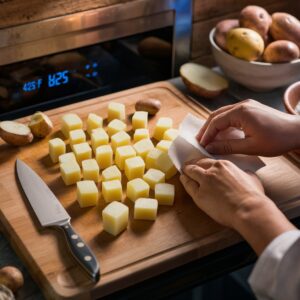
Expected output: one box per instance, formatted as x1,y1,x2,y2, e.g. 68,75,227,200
197,99,300,156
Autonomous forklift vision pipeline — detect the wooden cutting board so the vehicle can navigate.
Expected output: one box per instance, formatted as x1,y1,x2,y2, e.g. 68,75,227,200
0,82,299,300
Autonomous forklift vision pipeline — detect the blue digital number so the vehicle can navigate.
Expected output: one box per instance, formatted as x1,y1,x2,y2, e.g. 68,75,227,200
23,80,40,92
48,70,69,88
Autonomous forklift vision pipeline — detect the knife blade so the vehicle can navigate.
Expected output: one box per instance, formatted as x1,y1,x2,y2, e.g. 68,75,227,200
15,159,100,282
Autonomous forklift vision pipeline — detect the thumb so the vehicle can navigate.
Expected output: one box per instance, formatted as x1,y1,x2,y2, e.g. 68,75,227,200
205,138,253,155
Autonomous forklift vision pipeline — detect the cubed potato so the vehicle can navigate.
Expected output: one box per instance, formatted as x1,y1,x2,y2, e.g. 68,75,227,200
115,145,136,170
87,113,103,135
69,129,86,145
82,159,100,182
61,113,83,138
143,168,165,189
102,180,123,203
111,131,130,152
163,128,179,141
49,138,66,163
155,183,175,205
133,138,154,159
132,111,148,129
102,165,121,182
72,142,92,165
91,128,109,153
58,152,76,165
126,178,150,202
107,119,127,137
156,152,177,179
153,117,173,140
102,201,128,236
156,140,172,153
134,198,158,221
145,148,163,169
124,156,145,180
133,128,150,142
60,160,81,185
95,145,113,170
108,102,125,122
77,180,99,207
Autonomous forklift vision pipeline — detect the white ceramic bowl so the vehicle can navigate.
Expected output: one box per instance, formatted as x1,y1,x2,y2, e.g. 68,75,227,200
209,28,300,92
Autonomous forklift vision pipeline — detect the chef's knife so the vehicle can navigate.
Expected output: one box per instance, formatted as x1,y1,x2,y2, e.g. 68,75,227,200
15,159,100,282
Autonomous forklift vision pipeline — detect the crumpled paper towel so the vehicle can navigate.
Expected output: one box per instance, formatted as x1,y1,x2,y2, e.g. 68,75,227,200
168,113,265,173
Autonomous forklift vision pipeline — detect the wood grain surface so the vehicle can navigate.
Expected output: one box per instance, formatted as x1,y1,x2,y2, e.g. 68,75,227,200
0,82,299,300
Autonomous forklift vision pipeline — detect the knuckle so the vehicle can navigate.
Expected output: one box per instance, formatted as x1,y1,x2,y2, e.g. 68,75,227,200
223,141,233,154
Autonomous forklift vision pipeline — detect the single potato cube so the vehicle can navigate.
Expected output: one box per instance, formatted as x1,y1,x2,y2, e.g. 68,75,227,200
58,152,76,165
163,128,179,141
73,142,92,165
77,180,98,207
111,131,130,152
61,113,83,138
124,156,145,180
91,128,109,153
156,140,172,153
49,138,66,163
133,128,149,142
115,145,136,170
102,165,121,182
82,159,99,182
108,102,125,122
102,201,128,236
145,148,163,169
156,152,177,179
133,138,154,159
69,129,86,145
134,198,158,221
107,119,127,137
126,178,150,202
60,160,81,185
95,145,113,170
155,183,175,206
102,179,122,203
132,111,148,129
87,113,103,135
143,168,165,189
153,117,173,140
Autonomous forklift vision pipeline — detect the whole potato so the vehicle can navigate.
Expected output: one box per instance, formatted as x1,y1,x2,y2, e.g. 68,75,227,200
226,28,265,61
263,40,300,63
240,5,272,43
270,13,300,48
214,19,239,51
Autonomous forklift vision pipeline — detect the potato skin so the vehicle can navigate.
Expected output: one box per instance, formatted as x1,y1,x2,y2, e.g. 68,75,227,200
263,40,300,63
226,28,264,61
214,19,239,51
270,13,300,48
240,5,272,42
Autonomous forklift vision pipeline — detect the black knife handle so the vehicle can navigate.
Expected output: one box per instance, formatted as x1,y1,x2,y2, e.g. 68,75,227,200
59,222,100,282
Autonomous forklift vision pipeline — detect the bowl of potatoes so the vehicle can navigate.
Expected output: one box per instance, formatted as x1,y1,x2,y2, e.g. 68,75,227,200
209,5,300,91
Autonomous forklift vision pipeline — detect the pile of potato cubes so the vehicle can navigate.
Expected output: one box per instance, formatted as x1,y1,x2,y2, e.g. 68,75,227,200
48,102,179,236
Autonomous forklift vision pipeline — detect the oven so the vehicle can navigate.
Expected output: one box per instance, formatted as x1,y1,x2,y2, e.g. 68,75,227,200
0,0,192,120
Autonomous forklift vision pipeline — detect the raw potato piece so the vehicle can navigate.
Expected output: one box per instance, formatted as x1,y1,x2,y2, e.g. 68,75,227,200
49,138,66,163
60,160,81,185
145,148,163,169
133,128,150,142
87,113,103,135
132,111,148,129
125,156,145,180
82,159,99,182
61,113,83,138
102,165,121,182
95,145,113,170
107,119,127,137
0,121,33,146
58,152,76,164
133,138,154,159
180,63,229,98
69,129,86,145
91,128,109,153
108,102,125,122
102,201,128,236
126,178,150,202
134,198,158,221
153,117,173,141
115,145,136,170
156,140,172,153
143,168,165,189
28,111,53,138
155,183,175,206
156,152,177,179
163,128,179,141
102,180,122,203
73,142,92,165
111,131,130,152
77,180,98,207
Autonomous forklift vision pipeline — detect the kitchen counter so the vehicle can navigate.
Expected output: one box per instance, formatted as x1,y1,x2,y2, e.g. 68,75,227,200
0,76,293,299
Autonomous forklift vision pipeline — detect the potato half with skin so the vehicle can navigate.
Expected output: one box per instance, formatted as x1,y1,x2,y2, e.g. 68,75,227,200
29,111,53,138
270,13,300,48
240,5,272,42
0,121,33,146
226,28,264,61
263,40,300,63
214,19,239,51
180,63,229,98
0,266,24,293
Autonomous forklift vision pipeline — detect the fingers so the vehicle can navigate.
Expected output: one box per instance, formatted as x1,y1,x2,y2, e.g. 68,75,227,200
183,164,206,184
205,138,253,155
180,174,199,199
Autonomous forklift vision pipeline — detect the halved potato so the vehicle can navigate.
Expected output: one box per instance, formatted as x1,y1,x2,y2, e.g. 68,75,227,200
0,121,33,146
29,111,53,138
180,63,229,98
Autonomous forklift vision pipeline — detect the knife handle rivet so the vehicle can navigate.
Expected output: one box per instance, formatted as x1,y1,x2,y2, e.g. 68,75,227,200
71,234,78,240
77,242,84,248
84,256,92,262
65,225,69,229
